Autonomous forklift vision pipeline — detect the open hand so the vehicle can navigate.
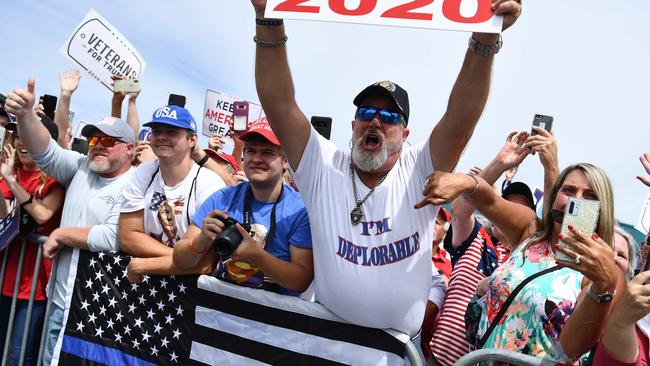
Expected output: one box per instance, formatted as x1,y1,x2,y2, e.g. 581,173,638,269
0,145,16,179
59,69,81,96
496,131,530,169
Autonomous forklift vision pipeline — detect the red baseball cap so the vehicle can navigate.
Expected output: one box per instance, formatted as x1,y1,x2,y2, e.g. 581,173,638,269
239,117,280,146
204,149,241,171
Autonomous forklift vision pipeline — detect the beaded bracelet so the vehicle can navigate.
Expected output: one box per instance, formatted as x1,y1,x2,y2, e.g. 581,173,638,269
256,18,283,26
253,35,288,48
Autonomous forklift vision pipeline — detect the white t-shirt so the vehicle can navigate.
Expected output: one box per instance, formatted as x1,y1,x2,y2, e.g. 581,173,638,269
121,160,226,246
291,128,440,337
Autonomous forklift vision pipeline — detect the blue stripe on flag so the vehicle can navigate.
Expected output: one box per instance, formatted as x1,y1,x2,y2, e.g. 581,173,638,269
61,336,158,366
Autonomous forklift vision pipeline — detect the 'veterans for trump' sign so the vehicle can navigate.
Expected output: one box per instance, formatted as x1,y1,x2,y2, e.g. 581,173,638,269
60,9,146,91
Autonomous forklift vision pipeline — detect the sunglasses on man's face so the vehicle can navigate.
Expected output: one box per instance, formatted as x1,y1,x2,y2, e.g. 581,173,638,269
355,106,404,125
87,136,125,148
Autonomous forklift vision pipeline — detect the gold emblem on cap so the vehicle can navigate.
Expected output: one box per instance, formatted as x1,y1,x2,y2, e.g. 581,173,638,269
376,80,396,92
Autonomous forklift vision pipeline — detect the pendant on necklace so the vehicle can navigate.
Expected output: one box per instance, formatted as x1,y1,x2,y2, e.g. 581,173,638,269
350,206,364,225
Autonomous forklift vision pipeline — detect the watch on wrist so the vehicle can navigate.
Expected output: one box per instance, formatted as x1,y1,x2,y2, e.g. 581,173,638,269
587,283,615,304
468,35,502,57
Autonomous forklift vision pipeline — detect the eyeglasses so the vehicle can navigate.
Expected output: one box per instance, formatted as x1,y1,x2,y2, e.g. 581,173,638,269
355,106,404,125
87,136,125,148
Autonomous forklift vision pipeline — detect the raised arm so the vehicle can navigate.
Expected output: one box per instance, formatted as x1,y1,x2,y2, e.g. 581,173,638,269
526,126,559,204
449,131,529,247
252,0,310,170
417,171,536,246
125,92,141,142
4,79,51,154
429,1,522,172
54,69,81,147
596,271,650,364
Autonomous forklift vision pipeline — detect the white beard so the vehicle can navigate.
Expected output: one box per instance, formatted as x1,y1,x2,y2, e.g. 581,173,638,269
351,135,401,172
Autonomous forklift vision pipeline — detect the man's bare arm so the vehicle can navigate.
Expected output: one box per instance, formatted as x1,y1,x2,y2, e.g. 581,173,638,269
253,1,310,170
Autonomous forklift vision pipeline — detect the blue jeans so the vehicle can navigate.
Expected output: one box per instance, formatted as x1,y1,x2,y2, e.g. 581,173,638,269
0,296,47,366
41,302,63,366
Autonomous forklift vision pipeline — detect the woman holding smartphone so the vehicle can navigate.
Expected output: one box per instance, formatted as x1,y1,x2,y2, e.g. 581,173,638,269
0,122,64,366
417,163,622,364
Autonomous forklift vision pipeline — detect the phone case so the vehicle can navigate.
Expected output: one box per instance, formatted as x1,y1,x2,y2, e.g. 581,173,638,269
113,79,141,93
556,198,600,261
531,114,553,136
233,101,249,131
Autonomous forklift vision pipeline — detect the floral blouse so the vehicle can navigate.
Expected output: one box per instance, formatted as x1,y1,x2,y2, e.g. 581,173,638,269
477,239,584,363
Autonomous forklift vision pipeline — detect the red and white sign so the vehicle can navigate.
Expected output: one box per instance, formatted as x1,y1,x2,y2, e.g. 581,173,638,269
265,0,502,33
202,89,263,153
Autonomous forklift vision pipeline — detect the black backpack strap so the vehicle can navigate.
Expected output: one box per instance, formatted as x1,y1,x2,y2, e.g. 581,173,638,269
147,166,160,190
478,265,561,348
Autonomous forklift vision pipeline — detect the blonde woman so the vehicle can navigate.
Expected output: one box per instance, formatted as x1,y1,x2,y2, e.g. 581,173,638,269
418,163,622,364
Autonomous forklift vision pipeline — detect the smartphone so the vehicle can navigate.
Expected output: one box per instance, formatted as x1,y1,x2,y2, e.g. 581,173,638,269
168,94,186,108
556,198,600,262
138,127,152,142
232,101,249,131
531,114,553,136
113,79,141,93
71,137,89,155
42,94,57,120
311,116,332,140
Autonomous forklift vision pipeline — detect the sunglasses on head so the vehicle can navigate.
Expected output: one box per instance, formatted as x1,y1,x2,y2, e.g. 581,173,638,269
87,136,125,148
355,106,404,125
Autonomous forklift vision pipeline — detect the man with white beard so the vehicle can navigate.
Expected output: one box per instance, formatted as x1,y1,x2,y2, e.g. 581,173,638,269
250,0,522,356
4,78,136,365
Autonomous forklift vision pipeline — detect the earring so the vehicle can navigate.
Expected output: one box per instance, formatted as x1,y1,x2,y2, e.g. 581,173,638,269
349,139,353,149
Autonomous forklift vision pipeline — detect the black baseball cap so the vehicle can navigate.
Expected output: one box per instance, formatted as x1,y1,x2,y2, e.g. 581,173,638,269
353,80,410,125
502,182,535,210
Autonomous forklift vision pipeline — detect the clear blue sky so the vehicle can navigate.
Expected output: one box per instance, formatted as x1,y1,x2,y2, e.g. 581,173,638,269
2,0,649,227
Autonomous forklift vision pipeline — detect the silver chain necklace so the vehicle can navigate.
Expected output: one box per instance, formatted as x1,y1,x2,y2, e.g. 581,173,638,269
349,164,389,225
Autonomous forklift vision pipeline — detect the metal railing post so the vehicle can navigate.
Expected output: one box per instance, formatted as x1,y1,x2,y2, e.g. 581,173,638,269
18,238,44,366
0,249,9,365
404,338,425,366
1,239,27,366
36,250,56,366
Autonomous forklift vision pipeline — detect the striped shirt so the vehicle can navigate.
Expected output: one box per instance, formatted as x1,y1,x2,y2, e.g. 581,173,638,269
430,220,497,366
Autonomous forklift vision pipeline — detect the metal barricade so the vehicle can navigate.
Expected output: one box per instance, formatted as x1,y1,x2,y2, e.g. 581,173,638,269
455,349,551,366
0,234,425,366
0,233,49,366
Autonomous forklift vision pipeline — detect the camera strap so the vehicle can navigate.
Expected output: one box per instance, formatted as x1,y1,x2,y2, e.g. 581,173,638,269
243,184,284,248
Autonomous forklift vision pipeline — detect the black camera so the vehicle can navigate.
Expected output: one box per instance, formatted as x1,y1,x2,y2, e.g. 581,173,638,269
212,216,252,257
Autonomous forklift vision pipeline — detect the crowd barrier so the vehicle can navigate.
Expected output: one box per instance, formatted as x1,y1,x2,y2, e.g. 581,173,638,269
455,349,550,366
0,233,51,366
0,234,425,366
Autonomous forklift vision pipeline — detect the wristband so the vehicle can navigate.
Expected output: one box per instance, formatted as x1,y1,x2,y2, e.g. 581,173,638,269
189,239,209,255
465,174,480,195
256,18,283,26
254,35,288,48
20,196,33,208
197,154,210,167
